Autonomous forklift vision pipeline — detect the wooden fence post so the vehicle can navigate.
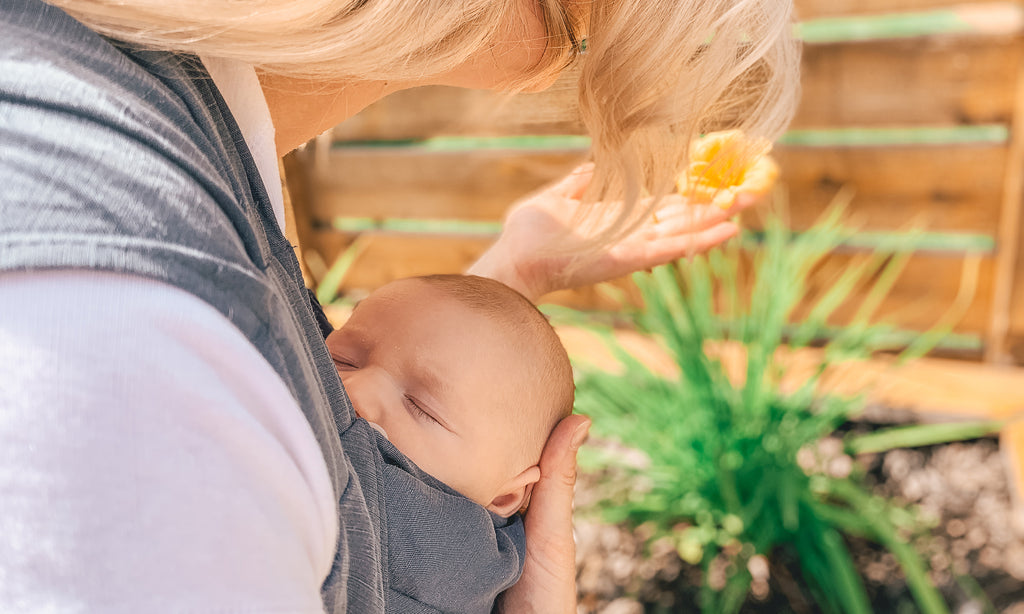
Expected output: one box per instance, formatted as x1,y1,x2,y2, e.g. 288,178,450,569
986,44,1024,363
282,149,320,288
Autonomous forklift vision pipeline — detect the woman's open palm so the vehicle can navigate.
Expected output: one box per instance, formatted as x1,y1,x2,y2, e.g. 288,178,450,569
470,163,762,301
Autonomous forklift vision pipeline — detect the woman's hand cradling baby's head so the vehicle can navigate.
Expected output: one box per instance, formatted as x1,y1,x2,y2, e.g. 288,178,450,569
495,414,590,614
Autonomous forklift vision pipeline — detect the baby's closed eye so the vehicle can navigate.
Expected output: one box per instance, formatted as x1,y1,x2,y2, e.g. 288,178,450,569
331,354,358,371
403,395,439,424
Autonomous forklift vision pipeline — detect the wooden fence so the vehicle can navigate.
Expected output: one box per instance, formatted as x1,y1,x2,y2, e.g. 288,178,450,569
284,0,1024,365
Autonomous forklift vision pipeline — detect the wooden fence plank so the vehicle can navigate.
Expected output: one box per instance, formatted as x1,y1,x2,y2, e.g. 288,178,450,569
332,72,582,142
331,38,1020,141
1000,423,1024,508
282,151,319,285
310,230,995,336
794,0,1010,20
556,330,1024,421
771,143,1006,234
310,143,1006,234
796,36,1021,128
313,148,586,221
987,46,1024,362
1006,191,1024,362
800,251,992,335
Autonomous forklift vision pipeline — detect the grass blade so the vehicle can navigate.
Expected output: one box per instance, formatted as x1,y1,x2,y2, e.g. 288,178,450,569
845,420,1003,455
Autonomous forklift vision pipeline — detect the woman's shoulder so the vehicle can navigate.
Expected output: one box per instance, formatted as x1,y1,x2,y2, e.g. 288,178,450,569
2,0,195,115
2,0,232,185
1,0,257,270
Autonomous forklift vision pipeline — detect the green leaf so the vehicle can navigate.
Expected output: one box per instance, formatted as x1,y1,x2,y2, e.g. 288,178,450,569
845,420,1003,455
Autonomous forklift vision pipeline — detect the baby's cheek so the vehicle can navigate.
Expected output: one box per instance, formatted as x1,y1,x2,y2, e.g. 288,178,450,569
399,437,480,500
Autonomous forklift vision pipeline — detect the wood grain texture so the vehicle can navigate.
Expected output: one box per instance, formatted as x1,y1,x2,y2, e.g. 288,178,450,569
985,44,1024,362
332,70,583,142
308,230,998,335
795,251,994,335
1000,423,1024,508
769,143,1007,234
312,147,586,221
796,36,1021,128
794,0,1010,19
1010,216,1024,362
330,37,1021,141
310,143,1006,234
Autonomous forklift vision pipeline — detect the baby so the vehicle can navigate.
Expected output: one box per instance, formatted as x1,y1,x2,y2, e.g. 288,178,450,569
324,273,575,612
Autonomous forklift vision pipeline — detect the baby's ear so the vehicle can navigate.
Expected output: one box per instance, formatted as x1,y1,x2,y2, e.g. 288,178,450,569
485,465,541,518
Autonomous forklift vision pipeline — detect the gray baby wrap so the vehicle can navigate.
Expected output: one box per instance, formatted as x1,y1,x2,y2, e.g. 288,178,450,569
0,0,525,611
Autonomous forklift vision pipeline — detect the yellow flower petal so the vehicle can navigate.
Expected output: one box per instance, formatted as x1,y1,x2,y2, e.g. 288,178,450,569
677,130,780,208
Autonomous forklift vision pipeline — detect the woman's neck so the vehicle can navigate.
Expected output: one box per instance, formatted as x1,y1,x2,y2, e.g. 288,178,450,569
257,49,537,156
258,73,403,157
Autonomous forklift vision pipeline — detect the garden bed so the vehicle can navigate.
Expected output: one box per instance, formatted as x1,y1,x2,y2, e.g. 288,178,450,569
575,430,1024,613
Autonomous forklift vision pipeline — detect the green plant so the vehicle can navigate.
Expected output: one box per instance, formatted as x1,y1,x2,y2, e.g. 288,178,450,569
315,236,368,305
573,205,980,614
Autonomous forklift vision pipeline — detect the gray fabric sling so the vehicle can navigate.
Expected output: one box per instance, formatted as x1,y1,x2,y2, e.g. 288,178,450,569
0,1,524,611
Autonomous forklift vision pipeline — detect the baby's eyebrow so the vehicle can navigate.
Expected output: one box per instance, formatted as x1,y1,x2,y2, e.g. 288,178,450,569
417,363,452,399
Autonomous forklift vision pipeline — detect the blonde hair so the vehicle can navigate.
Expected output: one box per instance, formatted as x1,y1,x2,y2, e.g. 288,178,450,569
49,0,799,249
45,0,575,85
578,1,800,238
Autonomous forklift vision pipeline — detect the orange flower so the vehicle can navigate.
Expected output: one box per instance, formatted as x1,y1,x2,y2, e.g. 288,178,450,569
676,130,779,208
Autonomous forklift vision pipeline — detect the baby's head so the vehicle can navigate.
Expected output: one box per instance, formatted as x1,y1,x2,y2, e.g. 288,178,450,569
326,274,574,517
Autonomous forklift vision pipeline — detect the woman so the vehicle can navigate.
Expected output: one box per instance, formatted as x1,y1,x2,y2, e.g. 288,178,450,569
0,0,798,611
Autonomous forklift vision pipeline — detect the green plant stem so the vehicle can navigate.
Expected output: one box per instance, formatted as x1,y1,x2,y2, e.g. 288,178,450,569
826,481,950,614
845,420,1004,455
315,237,367,305
717,464,743,514
819,526,872,614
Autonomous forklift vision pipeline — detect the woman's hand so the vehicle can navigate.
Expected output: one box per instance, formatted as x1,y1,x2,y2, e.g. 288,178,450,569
468,163,762,302
495,414,591,614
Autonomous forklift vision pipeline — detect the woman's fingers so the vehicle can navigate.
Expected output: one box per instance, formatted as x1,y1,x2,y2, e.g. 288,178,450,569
646,222,741,261
609,220,740,271
532,414,591,519
650,204,732,235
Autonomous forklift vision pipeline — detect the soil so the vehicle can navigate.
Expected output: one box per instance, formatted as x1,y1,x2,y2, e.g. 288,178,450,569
574,426,1024,613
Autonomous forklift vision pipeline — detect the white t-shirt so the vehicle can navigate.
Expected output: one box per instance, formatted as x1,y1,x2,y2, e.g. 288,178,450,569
0,60,338,612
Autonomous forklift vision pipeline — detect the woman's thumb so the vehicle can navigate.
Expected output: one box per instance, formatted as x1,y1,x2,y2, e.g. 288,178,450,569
537,415,590,497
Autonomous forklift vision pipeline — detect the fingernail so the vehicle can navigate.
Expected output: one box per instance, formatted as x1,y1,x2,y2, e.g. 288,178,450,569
570,420,591,450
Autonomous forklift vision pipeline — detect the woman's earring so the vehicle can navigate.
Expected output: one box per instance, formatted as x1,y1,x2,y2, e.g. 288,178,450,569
577,37,588,55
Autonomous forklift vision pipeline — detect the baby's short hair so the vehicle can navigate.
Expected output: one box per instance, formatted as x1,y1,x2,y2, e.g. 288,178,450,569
414,274,575,459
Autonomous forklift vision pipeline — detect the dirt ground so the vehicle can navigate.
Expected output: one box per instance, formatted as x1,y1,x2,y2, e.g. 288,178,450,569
574,431,1024,613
